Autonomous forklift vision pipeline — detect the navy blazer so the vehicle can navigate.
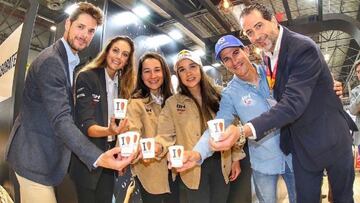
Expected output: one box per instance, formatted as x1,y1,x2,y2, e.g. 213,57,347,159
69,68,111,190
5,40,103,186
250,27,357,171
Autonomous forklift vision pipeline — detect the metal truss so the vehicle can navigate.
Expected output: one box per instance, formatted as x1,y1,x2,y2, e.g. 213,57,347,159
0,0,54,52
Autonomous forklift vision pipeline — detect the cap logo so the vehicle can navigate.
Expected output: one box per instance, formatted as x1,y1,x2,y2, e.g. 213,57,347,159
218,37,226,45
178,49,190,55
178,49,191,57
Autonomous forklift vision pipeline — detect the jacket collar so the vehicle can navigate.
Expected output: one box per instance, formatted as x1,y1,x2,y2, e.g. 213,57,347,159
54,39,68,68
175,93,193,103
98,68,109,125
269,26,291,99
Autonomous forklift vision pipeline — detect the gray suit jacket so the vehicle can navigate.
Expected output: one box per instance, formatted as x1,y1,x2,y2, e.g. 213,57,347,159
5,40,103,186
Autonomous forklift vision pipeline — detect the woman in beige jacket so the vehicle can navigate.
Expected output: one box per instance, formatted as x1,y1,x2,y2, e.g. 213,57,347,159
155,50,244,203
127,52,178,203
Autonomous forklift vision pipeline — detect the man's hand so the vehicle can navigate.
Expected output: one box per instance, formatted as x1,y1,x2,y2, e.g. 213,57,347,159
97,147,134,171
108,117,128,135
210,124,240,151
229,160,241,181
176,151,201,173
333,80,343,98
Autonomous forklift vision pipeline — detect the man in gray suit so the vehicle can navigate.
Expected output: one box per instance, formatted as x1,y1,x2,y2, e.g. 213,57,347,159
5,2,134,202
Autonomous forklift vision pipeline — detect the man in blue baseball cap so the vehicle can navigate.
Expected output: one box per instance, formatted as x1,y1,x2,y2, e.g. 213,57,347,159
193,34,296,203
214,35,244,61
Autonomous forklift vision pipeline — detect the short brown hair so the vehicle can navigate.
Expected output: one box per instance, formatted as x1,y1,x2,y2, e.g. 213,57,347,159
69,2,104,25
240,3,273,22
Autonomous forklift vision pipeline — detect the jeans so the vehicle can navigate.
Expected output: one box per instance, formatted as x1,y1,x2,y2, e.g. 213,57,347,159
252,162,296,203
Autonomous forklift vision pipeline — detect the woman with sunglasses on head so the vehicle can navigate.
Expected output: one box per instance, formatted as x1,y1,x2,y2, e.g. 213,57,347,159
69,35,136,203
126,52,179,203
155,50,244,203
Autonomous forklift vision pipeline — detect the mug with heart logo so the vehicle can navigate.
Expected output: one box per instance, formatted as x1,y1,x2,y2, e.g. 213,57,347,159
168,145,184,168
118,131,140,156
140,138,155,159
207,118,225,142
113,98,128,119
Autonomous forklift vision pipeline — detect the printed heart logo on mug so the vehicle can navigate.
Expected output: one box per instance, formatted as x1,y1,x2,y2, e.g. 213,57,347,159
219,122,224,132
125,136,130,145
177,148,181,157
146,141,152,150
133,134,138,143
120,102,125,110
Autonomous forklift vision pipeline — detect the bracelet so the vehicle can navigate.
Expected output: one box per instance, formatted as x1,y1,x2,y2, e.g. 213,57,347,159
236,126,246,146
157,143,164,155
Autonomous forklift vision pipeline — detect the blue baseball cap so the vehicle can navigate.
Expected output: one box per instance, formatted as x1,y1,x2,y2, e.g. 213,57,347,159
215,35,244,61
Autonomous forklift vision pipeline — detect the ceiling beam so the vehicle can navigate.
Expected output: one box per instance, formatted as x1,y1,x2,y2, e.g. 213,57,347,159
318,0,323,21
282,13,360,85
283,13,360,46
0,0,55,24
12,0,39,122
198,0,232,33
150,0,205,43
282,0,293,24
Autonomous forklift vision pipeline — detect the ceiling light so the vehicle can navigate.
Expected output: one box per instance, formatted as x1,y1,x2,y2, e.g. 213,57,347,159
65,4,78,15
218,0,233,13
194,49,205,57
50,25,56,31
168,30,183,41
146,35,173,48
113,12,139,26
132,5,150,18
324,54,330,61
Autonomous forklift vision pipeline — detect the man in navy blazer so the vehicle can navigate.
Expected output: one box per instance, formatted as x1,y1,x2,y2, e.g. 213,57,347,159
210,3,356,203
5,2,133,202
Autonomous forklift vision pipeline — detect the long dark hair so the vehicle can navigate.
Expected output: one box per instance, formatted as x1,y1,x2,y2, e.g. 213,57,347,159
80,36,135,99
177,65,221,120
132,52,173,107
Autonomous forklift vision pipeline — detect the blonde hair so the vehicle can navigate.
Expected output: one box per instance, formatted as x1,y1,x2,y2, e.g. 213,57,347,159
80,36,135,99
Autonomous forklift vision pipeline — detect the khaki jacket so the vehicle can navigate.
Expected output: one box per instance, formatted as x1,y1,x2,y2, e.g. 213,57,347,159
156,94,244,190
127,97,170,194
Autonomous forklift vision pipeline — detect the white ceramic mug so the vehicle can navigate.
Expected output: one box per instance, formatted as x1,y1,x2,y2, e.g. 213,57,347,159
113,98,128,119
140,138,155,159
207,118,225,142
168,145,184,168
